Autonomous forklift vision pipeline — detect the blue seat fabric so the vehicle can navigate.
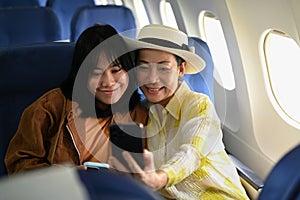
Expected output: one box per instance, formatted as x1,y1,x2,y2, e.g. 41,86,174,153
258,144,300,200
0,0,41,7
70,5,136,42
0,7,61,47
47,0,95,40
183,36,215,102
0,42,75,176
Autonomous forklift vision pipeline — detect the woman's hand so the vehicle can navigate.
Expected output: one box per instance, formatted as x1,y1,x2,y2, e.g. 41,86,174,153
77,165,88,171
108,149,168,190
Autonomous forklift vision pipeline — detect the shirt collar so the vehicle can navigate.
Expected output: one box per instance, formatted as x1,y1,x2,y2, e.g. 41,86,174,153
148,81,190,120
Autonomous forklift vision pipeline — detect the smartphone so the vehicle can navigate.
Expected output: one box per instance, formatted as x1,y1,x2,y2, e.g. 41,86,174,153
109,123,145,170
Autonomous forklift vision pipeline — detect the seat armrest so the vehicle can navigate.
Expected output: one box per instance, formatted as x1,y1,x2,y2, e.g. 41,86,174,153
228,154,264,190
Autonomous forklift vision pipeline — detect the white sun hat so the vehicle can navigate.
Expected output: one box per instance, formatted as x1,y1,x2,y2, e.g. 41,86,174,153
123,24,206,74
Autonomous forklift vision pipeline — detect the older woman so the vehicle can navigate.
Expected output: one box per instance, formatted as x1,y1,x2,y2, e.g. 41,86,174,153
109,24,249,200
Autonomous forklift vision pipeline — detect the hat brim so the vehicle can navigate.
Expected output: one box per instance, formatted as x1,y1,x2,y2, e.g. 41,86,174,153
122,37,206,74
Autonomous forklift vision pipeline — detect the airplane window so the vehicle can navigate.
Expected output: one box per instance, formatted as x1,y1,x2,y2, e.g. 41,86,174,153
93,0,149,29
263,30,300,125
94,0,122,5
132,0,150,28
114,0,122,5
199,11,236,91
94,0,108,5
160,0,178,29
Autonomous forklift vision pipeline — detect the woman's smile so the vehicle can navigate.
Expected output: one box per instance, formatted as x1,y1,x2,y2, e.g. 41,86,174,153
144,85,163,95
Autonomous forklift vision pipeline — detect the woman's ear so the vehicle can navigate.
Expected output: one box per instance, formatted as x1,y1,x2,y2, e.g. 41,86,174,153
178,62,186,79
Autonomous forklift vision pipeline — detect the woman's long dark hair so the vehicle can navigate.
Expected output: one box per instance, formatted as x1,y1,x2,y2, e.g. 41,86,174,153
60,24,141,117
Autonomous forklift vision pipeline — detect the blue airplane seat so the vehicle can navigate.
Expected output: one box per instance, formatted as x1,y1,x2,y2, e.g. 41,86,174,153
183,37,215,102
258,144,300,200
46,0,95,40
0,0,41,7
0,7,62,47
37,0,47,6
70,5,136,42
0,42,75,176
78,169,163,200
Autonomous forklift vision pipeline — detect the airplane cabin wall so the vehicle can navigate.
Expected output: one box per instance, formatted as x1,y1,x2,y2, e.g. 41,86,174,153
170,0,300,180
290,0,300,44
141,0,163,24
170,0,270,180
224,0,300,179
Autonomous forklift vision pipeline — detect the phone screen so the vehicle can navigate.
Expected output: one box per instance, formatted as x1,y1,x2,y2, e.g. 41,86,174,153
109,123,145,170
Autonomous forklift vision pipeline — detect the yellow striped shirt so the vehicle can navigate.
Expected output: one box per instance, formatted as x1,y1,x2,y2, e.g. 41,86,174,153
146,82,249,200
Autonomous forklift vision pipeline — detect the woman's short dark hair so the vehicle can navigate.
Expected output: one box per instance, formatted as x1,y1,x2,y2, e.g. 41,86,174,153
61,24,141,117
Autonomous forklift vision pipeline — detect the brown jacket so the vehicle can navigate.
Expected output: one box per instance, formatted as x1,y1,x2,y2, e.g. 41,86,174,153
5,88,148,175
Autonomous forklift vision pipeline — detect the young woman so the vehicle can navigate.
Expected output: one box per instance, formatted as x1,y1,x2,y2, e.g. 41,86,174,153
109,24,249,200
5,24,147,174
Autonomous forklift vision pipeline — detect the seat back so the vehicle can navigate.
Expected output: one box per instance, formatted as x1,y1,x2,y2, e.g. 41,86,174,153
0,7,61,47
0,42,75,176
258,144,300,200
183,37,215,102
0,0,41,7
37,0,47,6
47,0,95,40
70,5,136,42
